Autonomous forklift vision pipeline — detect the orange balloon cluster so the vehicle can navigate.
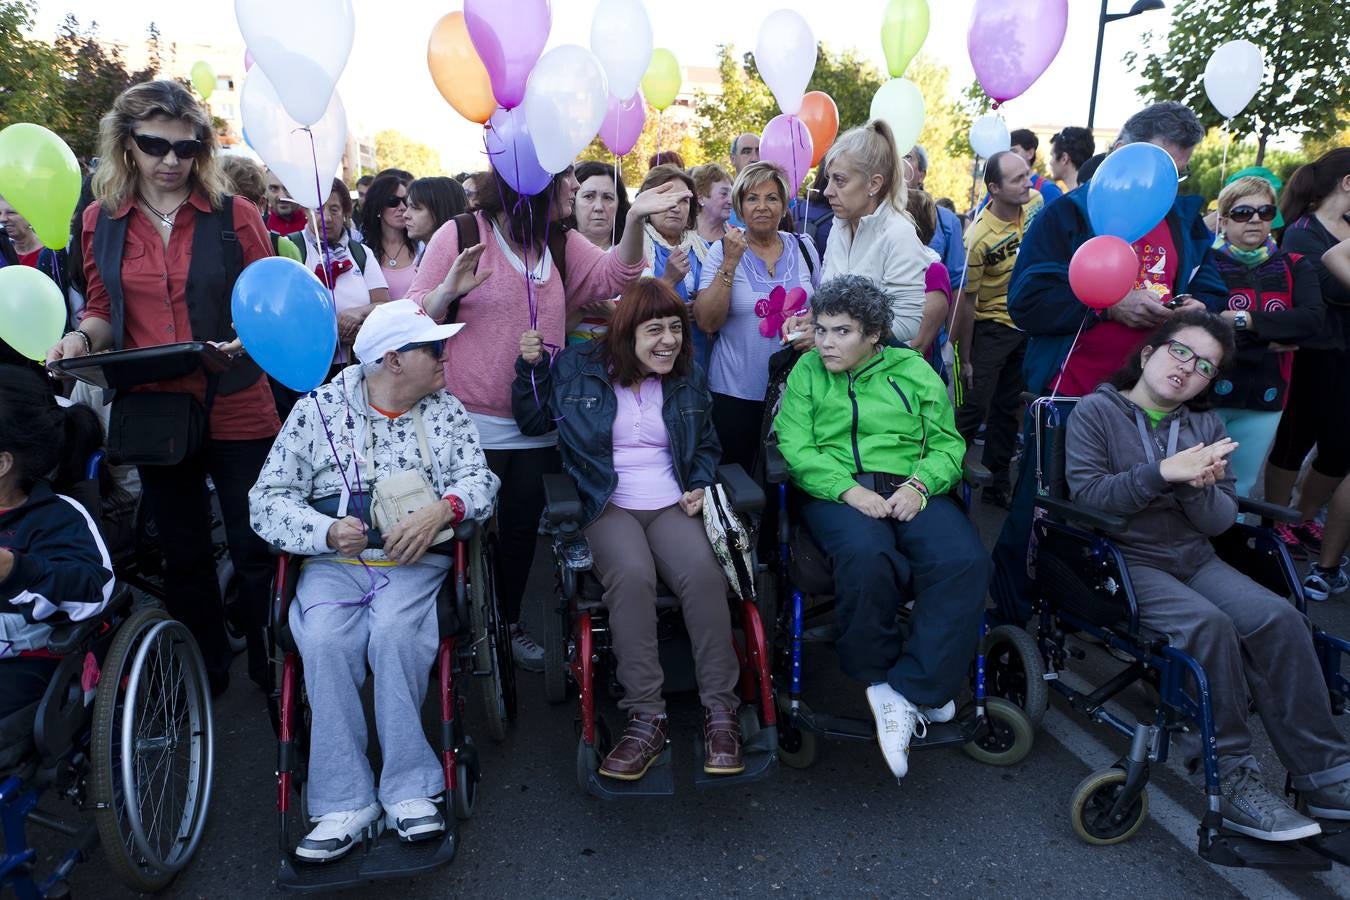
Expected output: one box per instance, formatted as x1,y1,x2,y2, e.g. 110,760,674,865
798,91,839,167
427,12,495,125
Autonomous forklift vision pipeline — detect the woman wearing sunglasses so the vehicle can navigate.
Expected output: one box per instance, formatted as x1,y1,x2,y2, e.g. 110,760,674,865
1066,310,1350,840
1205,176,1324,504
357,174,419,300
45,79,279,694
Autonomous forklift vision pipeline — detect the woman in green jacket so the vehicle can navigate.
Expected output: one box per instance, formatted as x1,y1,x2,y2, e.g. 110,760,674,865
774,275,989,784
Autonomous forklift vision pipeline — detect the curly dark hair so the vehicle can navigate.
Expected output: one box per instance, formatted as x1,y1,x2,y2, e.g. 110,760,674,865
809,275,893,342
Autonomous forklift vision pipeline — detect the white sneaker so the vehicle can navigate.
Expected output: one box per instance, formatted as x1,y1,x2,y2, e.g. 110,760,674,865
385,796,446,842
865,683,926,781
920,700,956,724
510,625,544,672
294,801,381,862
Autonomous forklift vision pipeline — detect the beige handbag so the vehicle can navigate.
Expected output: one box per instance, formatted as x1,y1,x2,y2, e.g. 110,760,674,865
365,391,456,547
702,483,755,601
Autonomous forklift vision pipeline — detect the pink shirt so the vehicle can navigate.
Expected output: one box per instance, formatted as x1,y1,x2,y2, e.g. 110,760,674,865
381,258,419,299
407,211,645,419
610,378,683,510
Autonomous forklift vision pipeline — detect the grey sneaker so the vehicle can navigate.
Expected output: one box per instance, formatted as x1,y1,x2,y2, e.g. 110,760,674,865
510,625,544,673
1305,778,1350,821
1220,768,1322,841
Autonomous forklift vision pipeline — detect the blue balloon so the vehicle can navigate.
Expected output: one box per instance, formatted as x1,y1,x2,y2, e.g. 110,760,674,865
231,256,337,392
1086,143,1179,244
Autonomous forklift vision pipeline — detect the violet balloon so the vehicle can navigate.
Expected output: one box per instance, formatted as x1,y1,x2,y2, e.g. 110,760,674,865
601,92,645,156
967,0,1067,104
759,114,814,195
465,0,551,110
485,107,552,196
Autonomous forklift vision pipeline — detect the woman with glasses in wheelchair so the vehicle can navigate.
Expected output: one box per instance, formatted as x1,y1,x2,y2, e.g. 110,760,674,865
513,278,744,782
1065,310,1350,840
249,301,499,861
774,275,988,782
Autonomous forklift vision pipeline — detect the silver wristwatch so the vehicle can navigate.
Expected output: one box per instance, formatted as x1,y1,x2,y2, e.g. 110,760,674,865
1233,311,1250,330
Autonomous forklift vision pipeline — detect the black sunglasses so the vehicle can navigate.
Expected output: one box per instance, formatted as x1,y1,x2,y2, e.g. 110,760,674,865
131,132,206,160
396,339,445,359
385,195,408,209
1228,204,1277,223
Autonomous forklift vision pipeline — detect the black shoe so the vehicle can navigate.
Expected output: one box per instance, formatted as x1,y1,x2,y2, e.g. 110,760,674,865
981,486,1011,509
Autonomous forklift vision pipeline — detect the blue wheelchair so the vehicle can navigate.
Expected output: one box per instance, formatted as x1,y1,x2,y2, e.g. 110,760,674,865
993,395,1350,869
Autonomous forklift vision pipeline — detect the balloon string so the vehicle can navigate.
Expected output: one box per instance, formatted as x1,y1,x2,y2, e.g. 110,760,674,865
611,102,621,249
1219,120,1231,186
305,127,343,362
1048,311,1091,400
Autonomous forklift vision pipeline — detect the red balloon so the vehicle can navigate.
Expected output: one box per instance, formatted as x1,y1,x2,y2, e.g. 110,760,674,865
1069,235,1138,309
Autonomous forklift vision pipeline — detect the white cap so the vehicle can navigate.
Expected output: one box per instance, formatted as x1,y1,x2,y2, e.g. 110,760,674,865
353,299,465,365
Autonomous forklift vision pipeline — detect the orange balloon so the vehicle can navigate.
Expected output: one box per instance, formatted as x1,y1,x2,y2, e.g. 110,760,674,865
799,91,840,167
427,12,495,125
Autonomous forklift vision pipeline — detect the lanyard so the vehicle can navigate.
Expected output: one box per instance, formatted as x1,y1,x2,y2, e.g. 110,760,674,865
1133,408,1179,464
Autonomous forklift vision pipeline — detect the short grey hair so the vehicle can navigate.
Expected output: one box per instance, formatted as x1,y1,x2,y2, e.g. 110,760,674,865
1118,101,1205,149
909,144,929,173
810,275,893,341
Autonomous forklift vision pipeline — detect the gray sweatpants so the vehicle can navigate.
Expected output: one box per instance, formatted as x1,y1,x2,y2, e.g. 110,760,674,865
1129,554,1350,790
290,556,449,817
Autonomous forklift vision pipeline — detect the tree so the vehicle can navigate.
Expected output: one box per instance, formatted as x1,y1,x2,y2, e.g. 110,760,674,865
805,45,885,134
694,44,775,168
53,15,155,161
1125,0,1350,165
1179,128,1306,205
0,1,70,133
373,129,442,177
904,56,975,210
578,100,707,190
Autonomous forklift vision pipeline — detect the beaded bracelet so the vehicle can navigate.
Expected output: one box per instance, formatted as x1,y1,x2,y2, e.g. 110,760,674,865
64,330,92,354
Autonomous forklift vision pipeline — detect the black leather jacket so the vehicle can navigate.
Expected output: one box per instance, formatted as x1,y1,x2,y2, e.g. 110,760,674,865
512,342,721,527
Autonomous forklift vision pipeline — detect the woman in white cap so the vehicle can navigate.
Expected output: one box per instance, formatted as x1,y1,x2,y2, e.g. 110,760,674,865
249,299,500,862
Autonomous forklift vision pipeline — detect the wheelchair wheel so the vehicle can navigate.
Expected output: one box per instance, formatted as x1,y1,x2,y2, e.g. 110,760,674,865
1070,767,1149,845
775,696,819,769
453,737,479,820
470,535,515,742
542,581,569,705
960,697,1034,767
985,625,1048,728
90,607,214,893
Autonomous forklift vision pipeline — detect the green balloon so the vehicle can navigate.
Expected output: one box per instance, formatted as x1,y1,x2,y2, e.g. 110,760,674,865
0,123,81,251
881,0,930,78
191,60,216,101
0,265,67,362
642,49,682,112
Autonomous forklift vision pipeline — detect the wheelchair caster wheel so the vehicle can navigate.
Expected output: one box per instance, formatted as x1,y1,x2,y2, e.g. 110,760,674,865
1070,767,1149,845
775,697,818,769
960,698,1034,766
453,762,478,820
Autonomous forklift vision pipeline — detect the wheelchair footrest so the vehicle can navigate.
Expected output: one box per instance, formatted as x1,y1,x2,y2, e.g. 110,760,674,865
585,746,676,800
1306,819,1350,866
276,824,459,893
691,726,778,791
1198,830,1331,871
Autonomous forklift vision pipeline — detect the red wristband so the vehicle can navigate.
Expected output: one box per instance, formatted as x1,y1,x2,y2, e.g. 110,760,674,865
443,494,466,525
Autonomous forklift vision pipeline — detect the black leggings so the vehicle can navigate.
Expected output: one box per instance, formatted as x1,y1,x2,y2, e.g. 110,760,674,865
1269,349,1350,478
711,393,765,476
485,447,560,626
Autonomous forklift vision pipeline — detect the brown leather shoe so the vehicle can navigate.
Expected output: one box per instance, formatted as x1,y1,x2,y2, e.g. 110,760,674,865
598,713,668,781
703,705,745,775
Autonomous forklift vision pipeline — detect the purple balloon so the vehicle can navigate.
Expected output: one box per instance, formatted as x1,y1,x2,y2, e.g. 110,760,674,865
485,107,552,196
465,0,552,110
759,114,814,195
967,0,1067,104
600,93,645,156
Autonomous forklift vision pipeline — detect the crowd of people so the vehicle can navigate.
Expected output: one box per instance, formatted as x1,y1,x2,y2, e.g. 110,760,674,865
2,76,1349,859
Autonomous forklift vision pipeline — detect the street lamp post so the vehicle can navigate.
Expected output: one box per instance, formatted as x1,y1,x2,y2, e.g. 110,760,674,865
1087,0,1166,130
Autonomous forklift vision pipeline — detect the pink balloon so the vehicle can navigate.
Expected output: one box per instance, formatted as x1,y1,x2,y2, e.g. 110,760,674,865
967,0,1067,104
465,0,551,110
600,92,645,156
758,114,813,195
1069,236,1139,310
244,49,254,71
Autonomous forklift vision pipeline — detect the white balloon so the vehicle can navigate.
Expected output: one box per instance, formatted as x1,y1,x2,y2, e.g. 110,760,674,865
1204,39,1263,119
969,114,1010,159
869,78,926,158
235,0,354,126
589,0,653,102
241,69,347,210
524,46,610,174
754,9,816,116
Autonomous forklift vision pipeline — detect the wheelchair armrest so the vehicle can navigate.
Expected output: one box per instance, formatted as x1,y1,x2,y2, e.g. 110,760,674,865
764,442,789,485
1236,496,1300,524
963,460,992,488
44,584,133,655
717,464,765,514
453,519,479,542
1036,495,1128,534
542,472,584,525
270,553,301,653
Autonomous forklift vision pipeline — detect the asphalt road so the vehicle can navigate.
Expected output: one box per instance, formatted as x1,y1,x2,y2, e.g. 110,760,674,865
35,494,1350,899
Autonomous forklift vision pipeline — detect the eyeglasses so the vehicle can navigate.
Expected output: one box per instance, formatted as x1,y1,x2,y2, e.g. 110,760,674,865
1165,340,1218,379
396,339,445,360
1227,204,1277,223
385,195,408,209
131,133,206,160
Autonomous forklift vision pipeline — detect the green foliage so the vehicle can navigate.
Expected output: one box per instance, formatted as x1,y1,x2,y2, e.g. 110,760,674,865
805,45,885,133
52,15,158,161
0,1,71,134
373,129,443,177
1125,0,1350,164
694,44,774,168
578,102,707,189
1179,127,1306,207
908,56,975,210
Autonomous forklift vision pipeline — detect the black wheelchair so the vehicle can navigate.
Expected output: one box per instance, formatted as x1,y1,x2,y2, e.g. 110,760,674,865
268,520,513,892
537,465,780,799
994,394,1350,869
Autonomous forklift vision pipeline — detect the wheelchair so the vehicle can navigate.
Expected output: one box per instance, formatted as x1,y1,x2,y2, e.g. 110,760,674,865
1,585,215,898
268,520,513,892
994,394,1350,869
538,465,780,799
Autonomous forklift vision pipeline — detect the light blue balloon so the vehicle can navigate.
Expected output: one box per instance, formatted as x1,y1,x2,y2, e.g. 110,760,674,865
231,257,337,392
1086,143,1179,244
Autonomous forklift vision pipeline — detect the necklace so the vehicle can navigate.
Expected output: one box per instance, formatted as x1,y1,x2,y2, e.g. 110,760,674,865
383,242,408,268
140,193,190,230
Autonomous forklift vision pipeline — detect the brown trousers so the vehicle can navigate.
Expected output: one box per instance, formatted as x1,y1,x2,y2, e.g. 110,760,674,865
585,503,739,715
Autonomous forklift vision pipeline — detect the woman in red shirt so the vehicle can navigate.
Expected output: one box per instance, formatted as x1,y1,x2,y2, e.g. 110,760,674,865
47,80,279,694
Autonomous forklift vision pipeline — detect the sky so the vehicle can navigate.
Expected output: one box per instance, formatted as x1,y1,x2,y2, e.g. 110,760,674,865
31,0,1171,172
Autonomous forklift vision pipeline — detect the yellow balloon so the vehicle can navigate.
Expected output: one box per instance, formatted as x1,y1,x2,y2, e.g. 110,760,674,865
191,61,216,100
0,123,81,251
642,49,682,112
0,265,66,361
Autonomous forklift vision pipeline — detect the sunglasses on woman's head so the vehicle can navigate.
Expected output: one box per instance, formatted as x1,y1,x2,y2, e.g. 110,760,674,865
131,133,206,159
1227,204,1277,223
385,195,408,209
1165,340,1218,379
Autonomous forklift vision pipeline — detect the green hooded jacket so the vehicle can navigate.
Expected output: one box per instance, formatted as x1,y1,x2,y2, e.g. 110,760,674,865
774,346,966,502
